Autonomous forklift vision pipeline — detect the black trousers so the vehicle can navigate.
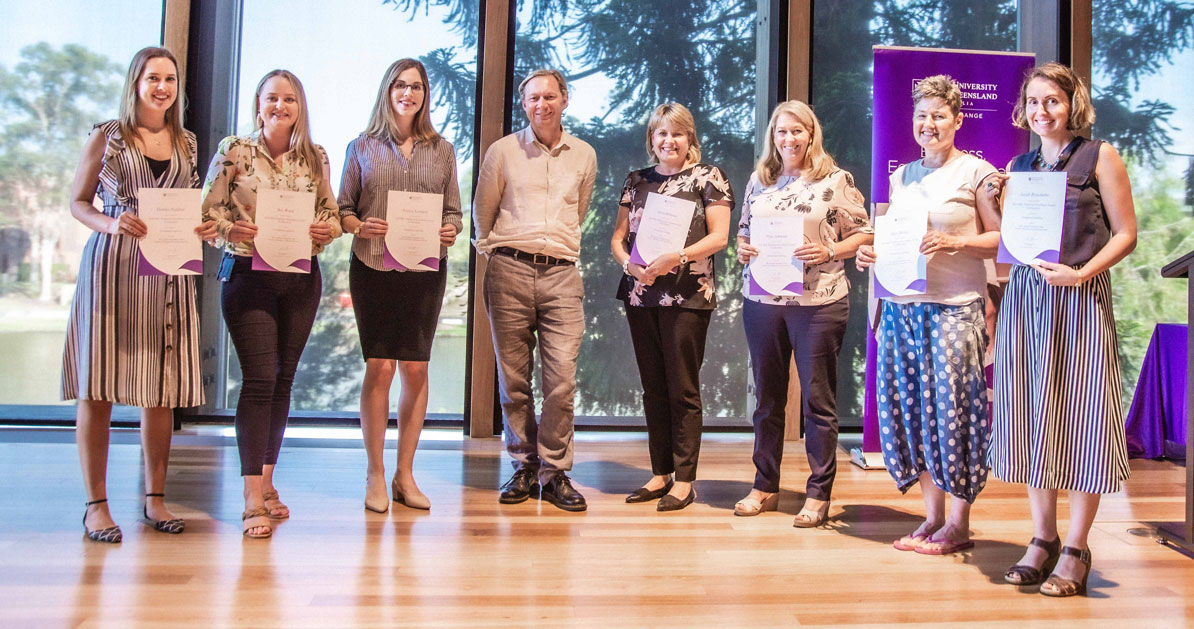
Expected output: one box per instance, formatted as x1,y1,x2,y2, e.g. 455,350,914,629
743,297,848,499
624,304,712,482
222,255,322,476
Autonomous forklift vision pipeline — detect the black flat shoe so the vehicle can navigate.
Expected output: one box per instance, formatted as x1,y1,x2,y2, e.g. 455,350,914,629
143,493,185,534
499,468,539,504
83,498,122,544
540,472,587,512
656,488,696,512
626,481,673,503
1004,537,1061,585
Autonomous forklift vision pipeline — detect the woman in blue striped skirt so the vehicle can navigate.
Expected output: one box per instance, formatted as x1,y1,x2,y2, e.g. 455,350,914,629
988,63,1137,597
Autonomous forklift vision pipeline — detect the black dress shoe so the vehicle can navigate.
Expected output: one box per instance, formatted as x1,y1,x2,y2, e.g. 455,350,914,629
657,488,696,512
625,481,674,503
499,468,539,504
540,472,587,512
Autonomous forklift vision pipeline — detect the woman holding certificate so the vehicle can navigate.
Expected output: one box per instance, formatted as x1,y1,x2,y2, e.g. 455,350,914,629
201,70,341,538
65,47,215,543
337,59,462,513
735,100,872,525
855,76,1001,554
989,63,1136,597
610,103,733,511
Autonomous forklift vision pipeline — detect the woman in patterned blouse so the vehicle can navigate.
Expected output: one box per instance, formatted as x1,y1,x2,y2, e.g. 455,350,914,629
735,100,872,526
201,69,341,538
610,103,733,512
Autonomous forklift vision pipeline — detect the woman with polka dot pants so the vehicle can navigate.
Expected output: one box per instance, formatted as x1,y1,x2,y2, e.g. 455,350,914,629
856,75,1002,555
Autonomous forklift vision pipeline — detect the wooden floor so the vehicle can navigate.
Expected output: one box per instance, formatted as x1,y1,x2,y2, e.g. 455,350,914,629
0,428,1192,628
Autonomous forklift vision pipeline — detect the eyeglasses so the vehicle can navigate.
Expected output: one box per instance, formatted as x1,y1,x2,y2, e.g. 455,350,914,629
393,81,425,93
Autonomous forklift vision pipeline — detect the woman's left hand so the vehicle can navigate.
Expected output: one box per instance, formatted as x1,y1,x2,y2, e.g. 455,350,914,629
309,222,334,245
194,220,218,245
439,224,459,247
920,229,964,255
793,242,833,264
1033,261,1084,287
644,251,682,278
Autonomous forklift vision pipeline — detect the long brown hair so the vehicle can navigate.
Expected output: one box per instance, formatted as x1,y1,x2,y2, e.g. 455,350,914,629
252,69,324,184
755,100,837,185
364,58,441,145
117,47,189,159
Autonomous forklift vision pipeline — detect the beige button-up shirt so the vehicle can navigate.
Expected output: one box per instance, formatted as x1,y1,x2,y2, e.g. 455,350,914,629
473,126,597,261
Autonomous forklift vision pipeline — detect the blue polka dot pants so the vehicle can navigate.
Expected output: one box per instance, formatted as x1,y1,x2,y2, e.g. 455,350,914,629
876,299,990,503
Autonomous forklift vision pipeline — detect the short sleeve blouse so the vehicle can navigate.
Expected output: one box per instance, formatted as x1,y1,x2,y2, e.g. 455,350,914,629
615,163,734,309
738,168,871,306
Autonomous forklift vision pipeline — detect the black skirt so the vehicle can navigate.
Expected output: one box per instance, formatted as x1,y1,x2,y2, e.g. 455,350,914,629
349,253,447,361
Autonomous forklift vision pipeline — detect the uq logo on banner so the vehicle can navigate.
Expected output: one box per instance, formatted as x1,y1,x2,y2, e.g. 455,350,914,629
870,46,1036,204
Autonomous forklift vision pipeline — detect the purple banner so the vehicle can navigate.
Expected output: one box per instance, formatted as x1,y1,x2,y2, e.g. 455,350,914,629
870,46,1035,204
864,46,1034,453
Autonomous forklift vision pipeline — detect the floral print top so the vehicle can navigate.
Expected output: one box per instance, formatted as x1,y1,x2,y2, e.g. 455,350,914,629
738,168,871,307
615,163,734,309
201,131,342,257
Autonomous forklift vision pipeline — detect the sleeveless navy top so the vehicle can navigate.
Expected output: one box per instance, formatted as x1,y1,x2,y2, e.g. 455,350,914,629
1009,136,1108,267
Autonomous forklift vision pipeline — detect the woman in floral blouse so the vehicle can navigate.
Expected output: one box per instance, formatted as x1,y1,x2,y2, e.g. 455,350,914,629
610,103,733,512
735,100,872,526
201,69,341,538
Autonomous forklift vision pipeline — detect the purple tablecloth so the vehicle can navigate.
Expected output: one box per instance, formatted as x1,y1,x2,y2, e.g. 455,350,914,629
1125,323,1188,460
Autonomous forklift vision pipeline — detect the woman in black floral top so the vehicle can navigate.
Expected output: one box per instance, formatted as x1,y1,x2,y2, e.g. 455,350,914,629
610,103,733,511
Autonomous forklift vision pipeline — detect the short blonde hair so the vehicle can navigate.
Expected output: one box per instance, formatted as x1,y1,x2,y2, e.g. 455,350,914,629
644,103,701,165
755,100,837,186
1012,62,1096,130
912,75,963,116
518,69,568,101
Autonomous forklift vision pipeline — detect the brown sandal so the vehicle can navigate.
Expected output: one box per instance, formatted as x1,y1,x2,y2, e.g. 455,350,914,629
1004,537,1061,585
242,507,272,539
1040,546,1091,597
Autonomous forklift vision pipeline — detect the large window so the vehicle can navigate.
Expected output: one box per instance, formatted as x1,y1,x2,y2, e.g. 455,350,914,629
811,0,1019,425
1092,0,1194,405
0,1,164,406
508,0,759,426
224,0,478,416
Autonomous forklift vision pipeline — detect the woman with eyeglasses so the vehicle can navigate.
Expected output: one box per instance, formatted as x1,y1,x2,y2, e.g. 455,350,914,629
338,59,462,513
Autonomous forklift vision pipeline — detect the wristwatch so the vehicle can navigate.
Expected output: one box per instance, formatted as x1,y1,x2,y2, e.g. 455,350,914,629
622,259,630,274
826,243,836,262
353,223,362,236
678,250,689,266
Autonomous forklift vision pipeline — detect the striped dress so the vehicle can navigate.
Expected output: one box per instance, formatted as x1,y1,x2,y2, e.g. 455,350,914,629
61,120,204,408
989,138,1130,493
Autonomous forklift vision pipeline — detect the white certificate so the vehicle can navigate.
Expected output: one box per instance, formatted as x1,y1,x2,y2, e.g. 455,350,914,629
628,192,697,269
872,198,928,298
252,188,315,273
747,215,805,297
997,171,1066,265
383,190,442,272
137,188,203,276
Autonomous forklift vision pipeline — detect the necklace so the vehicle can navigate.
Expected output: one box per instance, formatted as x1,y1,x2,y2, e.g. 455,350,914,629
1035,151,1061,171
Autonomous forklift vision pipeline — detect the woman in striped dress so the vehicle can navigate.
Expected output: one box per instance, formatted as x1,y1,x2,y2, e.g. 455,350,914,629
64,47,215,543
338,59,462,513
989,63,1137,597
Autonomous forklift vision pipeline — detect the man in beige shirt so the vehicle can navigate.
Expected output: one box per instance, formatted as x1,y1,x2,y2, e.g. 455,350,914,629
474,69,597,512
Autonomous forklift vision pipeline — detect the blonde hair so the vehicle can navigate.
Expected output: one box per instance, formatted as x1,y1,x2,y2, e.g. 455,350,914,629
644,103,701,165
252,69,324,184
1012,62,1096,131
755,100,837,185
364,58,441,145
518,68,569,100
117,47,189,160
912,75,963,115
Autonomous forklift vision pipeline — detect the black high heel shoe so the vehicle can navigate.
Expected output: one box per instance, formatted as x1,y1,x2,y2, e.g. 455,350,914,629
1004,537,1061,585
83,499,122,544
143,493,185,534
1040,546,1092,597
